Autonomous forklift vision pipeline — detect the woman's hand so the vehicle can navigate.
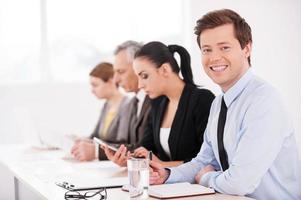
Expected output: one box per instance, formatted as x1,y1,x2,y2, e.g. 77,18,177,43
133,147,160,162
71,140,95,161
132,147,149,158
102,144,130,167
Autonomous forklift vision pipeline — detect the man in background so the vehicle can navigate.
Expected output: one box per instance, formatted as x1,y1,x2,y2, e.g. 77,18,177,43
103,41,151,165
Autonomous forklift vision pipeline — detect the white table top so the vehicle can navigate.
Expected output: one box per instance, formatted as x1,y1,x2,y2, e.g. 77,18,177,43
0,144,254,200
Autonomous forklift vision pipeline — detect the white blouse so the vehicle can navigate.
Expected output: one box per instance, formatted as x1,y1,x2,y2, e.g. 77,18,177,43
159,128,171,158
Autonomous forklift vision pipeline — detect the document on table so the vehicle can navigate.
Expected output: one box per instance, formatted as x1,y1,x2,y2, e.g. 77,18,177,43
56,176,128,190
148,182,215,199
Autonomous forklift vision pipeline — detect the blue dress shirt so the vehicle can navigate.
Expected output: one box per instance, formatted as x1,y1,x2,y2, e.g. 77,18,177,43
166,69,301,200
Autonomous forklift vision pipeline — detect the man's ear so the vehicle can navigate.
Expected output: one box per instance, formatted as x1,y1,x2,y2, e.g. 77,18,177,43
243,42,252,59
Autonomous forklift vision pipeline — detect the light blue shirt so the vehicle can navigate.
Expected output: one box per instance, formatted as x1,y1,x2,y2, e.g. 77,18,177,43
166,69,301,200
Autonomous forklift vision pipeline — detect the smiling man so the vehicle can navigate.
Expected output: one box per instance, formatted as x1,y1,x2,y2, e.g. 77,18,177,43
149,9,301,200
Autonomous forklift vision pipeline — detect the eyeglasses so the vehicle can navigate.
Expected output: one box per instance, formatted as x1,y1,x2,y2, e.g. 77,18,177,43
64,188,107,200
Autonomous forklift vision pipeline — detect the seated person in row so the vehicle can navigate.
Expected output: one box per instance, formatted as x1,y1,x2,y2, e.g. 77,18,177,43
71,62,130,161
149,9,301,200
112,41,151,149
104,41,215,167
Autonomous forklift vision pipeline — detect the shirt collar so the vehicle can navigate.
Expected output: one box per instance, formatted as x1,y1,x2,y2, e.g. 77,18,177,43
223,68,253,107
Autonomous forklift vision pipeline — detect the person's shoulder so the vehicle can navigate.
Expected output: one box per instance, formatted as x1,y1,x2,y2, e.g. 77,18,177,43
182,85,216,111
248,76,281,99
120,95,130,105
118,95,134,113
192,86,216,103
102,100,110,109
244,76,284,109
195,87,215,97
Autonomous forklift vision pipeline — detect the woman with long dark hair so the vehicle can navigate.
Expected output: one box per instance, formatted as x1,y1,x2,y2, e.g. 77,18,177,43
104,41,214,167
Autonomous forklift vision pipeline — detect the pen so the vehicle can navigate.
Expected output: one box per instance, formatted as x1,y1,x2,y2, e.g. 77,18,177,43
149,151,152,161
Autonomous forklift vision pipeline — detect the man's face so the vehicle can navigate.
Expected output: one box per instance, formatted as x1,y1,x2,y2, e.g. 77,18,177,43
200,24,251,92
113,50,138,93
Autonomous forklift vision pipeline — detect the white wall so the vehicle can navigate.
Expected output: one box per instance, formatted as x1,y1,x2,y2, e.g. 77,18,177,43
0,83,101,146
183,0,301,152
0,0,300,154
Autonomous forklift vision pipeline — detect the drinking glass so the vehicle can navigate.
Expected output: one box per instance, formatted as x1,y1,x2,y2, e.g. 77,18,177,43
127,157,149,199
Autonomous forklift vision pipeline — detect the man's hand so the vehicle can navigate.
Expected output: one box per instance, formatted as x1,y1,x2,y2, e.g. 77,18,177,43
149,161,170,185
103,144,130,167
195,165,215,184
71,140,95,161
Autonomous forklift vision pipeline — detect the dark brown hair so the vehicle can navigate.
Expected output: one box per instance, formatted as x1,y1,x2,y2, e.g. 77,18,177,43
89,62,114,82
134,41,195,86
195,9,252,65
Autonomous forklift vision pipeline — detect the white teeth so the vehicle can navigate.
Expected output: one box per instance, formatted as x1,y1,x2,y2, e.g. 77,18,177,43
210,65,227,72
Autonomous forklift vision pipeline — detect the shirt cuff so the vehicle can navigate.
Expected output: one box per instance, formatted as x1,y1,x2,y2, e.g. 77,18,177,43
165,168,179,184
200,171,220,187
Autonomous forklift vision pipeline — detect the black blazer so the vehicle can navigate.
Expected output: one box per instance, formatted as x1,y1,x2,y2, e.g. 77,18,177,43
140,84,215,162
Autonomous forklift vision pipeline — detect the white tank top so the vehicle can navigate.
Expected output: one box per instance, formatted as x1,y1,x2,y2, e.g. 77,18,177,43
159,128,171,158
